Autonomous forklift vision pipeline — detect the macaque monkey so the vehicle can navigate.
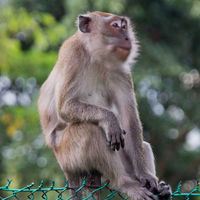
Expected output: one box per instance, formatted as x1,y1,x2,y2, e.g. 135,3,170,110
38,11,171,200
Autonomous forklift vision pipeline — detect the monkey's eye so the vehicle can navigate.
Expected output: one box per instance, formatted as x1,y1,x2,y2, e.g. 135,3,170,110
121,21,127,29
122,24,126,29
112,23,119,28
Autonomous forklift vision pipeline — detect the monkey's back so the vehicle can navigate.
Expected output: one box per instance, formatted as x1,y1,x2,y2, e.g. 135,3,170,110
38,66,60,147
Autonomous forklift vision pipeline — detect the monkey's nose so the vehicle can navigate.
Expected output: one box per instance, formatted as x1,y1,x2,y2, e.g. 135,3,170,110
123,38,132,50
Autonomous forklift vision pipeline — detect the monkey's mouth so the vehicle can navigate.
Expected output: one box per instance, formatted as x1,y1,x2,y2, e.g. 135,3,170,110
116,46,131,58
117,45,131,51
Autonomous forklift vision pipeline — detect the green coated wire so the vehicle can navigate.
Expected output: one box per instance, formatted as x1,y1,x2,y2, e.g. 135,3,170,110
83,181,109,200
1,179,200,200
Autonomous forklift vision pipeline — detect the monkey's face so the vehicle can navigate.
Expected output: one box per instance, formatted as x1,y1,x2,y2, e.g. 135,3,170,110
78,12,133,62
102,16,132,61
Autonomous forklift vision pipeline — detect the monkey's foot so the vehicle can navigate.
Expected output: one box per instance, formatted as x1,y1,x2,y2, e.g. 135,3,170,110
131,187,158,200
152,181,172,200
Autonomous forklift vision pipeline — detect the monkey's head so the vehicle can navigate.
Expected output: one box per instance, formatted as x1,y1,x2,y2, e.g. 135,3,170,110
77,11,138,66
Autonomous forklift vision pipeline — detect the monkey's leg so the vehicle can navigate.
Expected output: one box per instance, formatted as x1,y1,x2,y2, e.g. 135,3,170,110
143,142,172,199
143,141,156,175
53,123,157,200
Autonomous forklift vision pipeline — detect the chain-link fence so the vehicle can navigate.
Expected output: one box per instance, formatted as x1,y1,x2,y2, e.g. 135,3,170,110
0,179,200,200
0,179,127,200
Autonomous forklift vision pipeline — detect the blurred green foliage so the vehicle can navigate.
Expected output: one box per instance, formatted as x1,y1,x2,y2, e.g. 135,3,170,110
0,6,67,83
0,0,200,195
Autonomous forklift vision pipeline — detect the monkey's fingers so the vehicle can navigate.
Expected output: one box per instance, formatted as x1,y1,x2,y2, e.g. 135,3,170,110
111,141,120,151
107,134,114,149
113,134,122,151
149,179,159,193
116,133,120,143
156,181,172,199
116,142,120,151
123,130,126,135
120,136,125,148
141,178,147,187
110,136,115,151
139,188,158,200
141,177,158,193
108,134,112,144
144,189,158,200
111,143,116,151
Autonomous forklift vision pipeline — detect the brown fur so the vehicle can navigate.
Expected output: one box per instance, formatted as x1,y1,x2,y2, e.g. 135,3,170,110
94,11,112,17
38,12,160,200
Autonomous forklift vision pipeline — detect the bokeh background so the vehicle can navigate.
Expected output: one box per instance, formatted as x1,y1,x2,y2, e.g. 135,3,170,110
0,0,200,193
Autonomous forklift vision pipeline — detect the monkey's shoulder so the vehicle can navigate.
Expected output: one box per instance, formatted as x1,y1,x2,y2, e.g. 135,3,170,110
58,33,88,64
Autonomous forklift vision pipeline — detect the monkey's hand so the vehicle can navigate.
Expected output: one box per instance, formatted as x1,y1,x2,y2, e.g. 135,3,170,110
152,181,172,200
101,112,125,151
139,171,159,192
132,185,158,200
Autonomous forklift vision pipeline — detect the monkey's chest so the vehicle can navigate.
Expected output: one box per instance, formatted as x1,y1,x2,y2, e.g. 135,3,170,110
80,80,111,107
80,79,121,120
84,89,111,108
85,89,121,122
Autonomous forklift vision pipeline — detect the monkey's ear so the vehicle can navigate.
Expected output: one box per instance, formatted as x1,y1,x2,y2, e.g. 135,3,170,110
78,15,91,33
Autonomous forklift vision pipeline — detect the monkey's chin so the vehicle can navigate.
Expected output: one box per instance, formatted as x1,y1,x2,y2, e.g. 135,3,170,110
116,47,130,61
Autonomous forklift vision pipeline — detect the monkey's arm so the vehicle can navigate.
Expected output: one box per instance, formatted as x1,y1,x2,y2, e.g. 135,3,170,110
113,78,158,189
56,81,124,151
